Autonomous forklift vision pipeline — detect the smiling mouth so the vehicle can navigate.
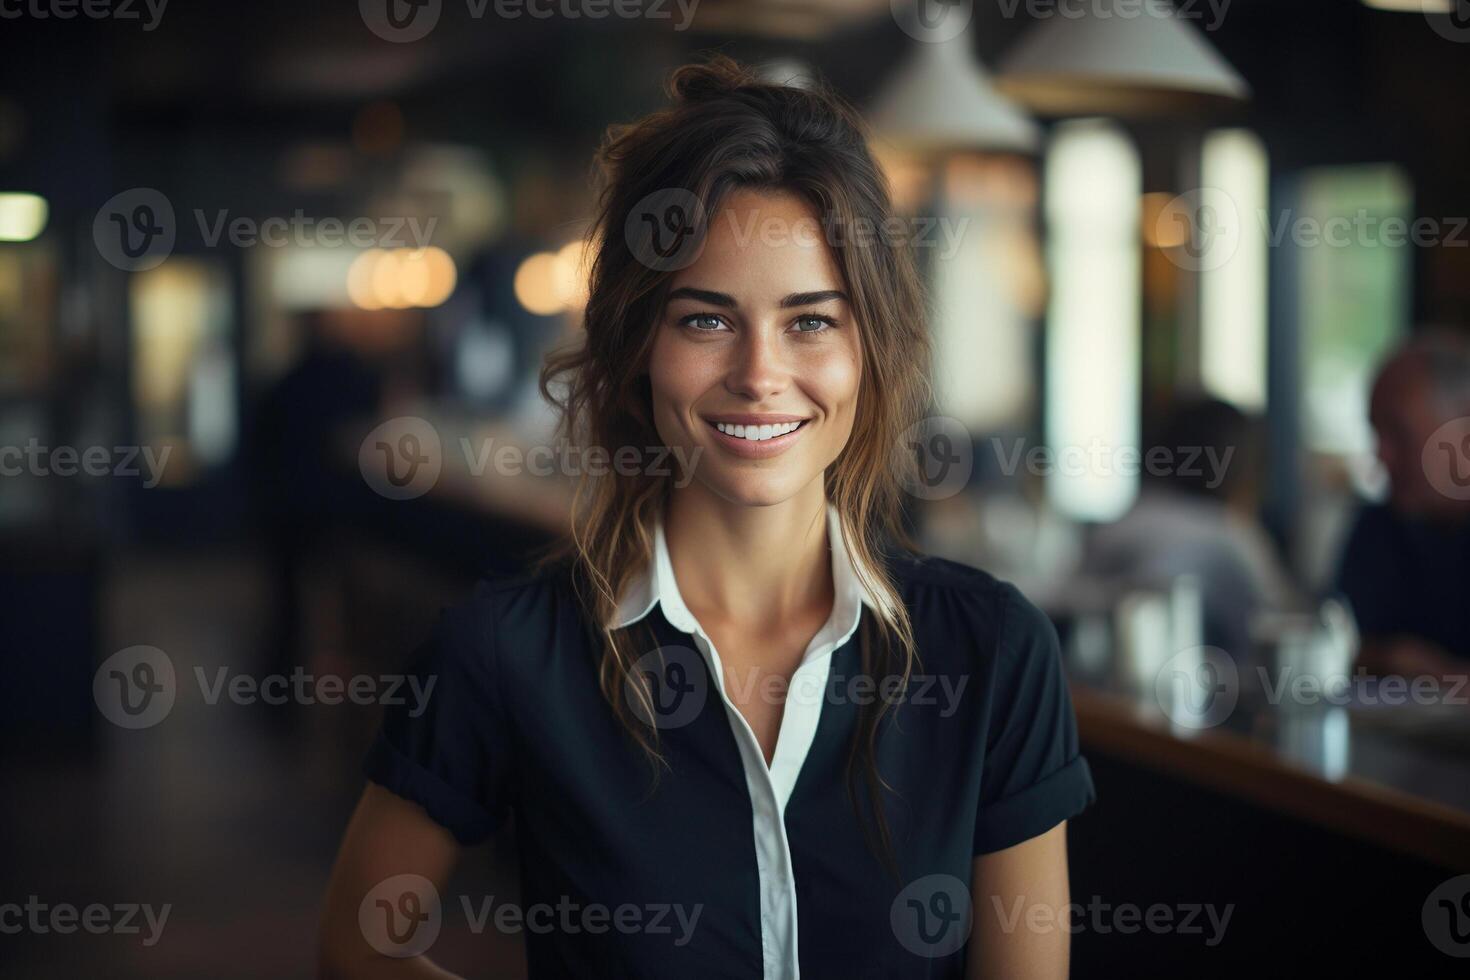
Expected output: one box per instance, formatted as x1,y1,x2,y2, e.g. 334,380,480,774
705,419,810,442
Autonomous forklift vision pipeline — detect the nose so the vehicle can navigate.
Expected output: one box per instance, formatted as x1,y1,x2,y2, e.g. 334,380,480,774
723,323,790,402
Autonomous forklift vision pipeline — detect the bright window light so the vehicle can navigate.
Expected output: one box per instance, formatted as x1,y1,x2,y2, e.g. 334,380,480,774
1043,119,1142,522
1200,128,1269,411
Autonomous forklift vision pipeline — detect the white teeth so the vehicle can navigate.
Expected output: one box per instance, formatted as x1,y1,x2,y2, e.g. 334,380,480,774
714,420,803,441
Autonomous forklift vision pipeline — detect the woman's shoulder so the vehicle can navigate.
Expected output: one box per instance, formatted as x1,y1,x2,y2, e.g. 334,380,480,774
412,557,587,674
462,555,585,636
886,550,1041,611
471,554,578,602
886,549,1007,594
883,551,1060,659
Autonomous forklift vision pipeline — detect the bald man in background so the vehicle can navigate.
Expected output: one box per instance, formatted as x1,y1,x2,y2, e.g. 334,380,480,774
1334,328,1470,681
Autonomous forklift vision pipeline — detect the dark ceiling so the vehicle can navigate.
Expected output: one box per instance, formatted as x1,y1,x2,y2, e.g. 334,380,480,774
2,0,1468,268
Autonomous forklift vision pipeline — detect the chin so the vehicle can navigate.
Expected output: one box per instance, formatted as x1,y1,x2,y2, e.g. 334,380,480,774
700,471,811,509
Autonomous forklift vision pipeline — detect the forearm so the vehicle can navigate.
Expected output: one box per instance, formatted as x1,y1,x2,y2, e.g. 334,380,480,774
969,823,1072,980
318,786,467,980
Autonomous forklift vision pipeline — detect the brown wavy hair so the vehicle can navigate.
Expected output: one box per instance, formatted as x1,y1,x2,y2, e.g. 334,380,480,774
534,54,933,872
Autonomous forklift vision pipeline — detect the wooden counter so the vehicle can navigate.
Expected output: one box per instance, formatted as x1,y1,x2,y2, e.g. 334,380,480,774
1071,681,1470,869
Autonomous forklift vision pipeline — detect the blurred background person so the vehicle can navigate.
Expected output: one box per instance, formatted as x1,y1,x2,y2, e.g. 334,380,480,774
247,309,388,680
1334,327,1470,680
1082,396,1300,659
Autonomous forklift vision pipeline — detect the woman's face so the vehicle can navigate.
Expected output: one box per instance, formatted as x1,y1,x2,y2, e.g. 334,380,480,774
647,188,862,508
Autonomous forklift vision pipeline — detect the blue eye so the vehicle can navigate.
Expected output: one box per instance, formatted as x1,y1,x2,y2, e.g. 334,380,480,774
676,312,837,333
680,313,726,331
793,315,836,333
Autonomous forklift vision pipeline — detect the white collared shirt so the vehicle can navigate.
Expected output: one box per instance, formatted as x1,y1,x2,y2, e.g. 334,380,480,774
609,501,883,980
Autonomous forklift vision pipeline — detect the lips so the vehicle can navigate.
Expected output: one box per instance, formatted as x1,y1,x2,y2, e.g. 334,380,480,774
702,412,808,424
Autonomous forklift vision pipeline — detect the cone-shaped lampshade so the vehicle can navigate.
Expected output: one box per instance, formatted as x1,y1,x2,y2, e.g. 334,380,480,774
869,34,1041,154
995,0,1249,116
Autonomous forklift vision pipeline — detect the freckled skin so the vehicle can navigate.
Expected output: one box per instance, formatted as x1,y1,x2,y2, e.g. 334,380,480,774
647,188,862,507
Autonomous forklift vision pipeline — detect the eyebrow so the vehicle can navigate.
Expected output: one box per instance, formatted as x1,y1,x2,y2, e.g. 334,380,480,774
664,287,849,309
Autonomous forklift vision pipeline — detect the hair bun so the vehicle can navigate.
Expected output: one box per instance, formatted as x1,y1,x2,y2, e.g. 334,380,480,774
667,55,762,104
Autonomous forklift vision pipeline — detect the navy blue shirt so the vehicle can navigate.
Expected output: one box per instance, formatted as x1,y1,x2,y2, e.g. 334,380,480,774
1335,503,1470,661
364,551,1095,977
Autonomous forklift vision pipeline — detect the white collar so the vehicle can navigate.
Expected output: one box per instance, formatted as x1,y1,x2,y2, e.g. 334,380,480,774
609,500,893,977
609,501,885,650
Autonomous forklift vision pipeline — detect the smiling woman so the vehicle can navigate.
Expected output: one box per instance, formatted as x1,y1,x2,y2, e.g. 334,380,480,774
318,54,1095,980
652,191,862,479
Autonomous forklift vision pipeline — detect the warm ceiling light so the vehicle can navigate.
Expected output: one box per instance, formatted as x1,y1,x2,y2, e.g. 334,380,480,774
397,246,457,308
348,247,457,310
1141,192,1190,248
398,248,432,306
418,247,457,307
553,238,592,309
347,249,386,310
514,252,565,316
372,249,411,309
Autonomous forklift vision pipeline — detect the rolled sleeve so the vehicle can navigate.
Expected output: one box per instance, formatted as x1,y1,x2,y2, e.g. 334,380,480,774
974,585,1096,854
363,590,513,846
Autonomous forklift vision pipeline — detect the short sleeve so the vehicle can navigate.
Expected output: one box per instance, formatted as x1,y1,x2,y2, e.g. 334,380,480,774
973,584,1096,854
363,593,513,846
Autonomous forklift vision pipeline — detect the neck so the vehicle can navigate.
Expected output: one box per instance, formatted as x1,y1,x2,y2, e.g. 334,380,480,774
663,480,833,629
